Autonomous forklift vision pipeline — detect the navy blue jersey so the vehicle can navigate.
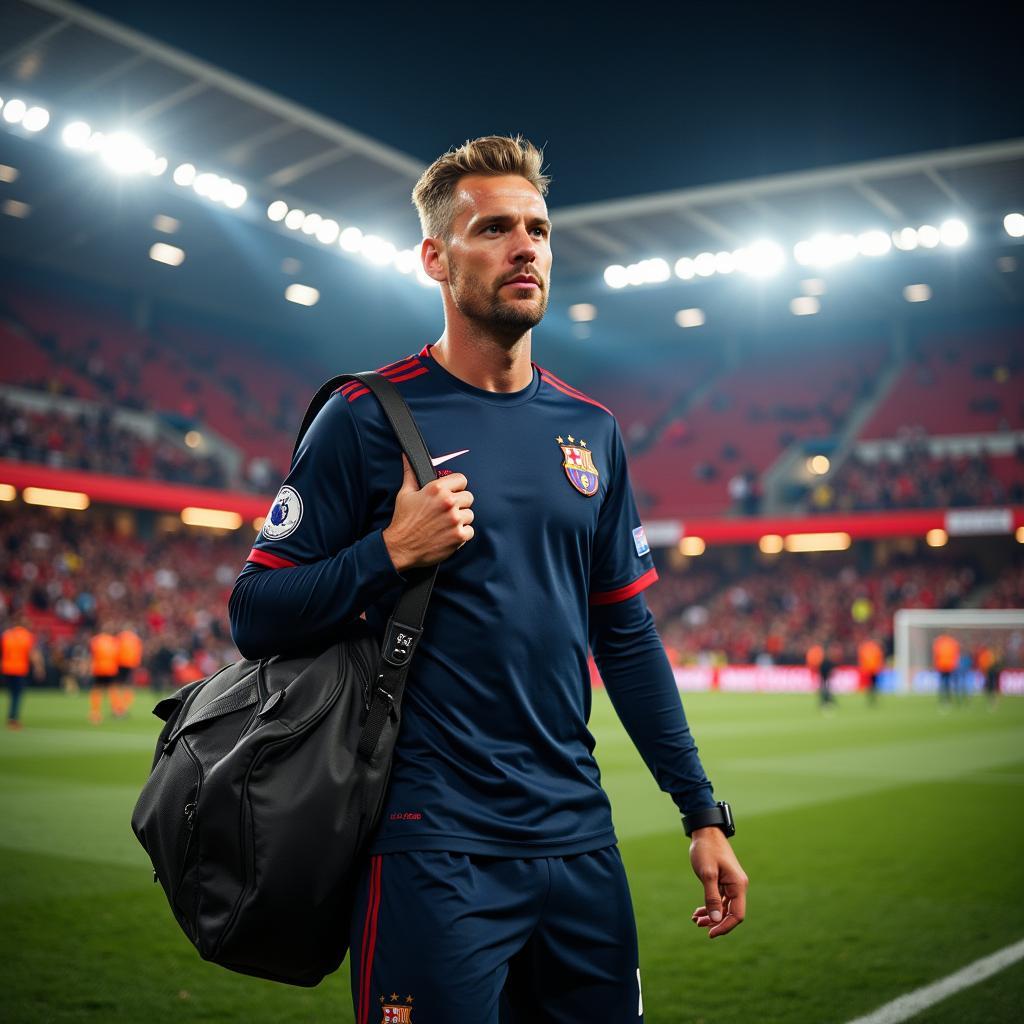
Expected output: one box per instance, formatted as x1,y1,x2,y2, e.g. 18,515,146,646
241,345,660,857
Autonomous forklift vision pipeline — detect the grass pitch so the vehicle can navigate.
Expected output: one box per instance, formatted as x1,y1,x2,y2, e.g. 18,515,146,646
1,689,1022,1023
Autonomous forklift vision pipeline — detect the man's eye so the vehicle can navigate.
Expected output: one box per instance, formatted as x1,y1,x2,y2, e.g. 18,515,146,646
485,224,502,234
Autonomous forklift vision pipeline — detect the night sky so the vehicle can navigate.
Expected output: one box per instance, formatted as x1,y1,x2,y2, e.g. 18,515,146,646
78,1,1024,209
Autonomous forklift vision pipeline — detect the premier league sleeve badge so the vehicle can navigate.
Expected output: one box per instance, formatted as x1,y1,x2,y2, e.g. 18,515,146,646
557,435,600,496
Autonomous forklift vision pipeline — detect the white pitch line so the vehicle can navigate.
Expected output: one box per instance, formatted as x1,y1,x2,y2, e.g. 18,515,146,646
844,937,1024,1024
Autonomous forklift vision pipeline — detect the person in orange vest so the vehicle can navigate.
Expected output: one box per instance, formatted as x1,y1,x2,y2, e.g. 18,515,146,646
116,624,143,714
932,633,960,705
806,642,834,709
2,614,44,729
976,645,1001,706
89,623,124,724
858,638,884,706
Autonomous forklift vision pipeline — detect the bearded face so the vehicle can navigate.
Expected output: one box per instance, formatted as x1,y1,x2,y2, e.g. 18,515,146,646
447,254,549,336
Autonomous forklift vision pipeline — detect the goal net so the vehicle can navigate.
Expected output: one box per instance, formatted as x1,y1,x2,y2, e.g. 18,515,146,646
893,608,1024,694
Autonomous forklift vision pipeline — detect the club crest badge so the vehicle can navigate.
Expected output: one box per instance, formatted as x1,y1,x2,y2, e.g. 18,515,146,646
261,485,303,540
557,435,599,497
379,994,414,1022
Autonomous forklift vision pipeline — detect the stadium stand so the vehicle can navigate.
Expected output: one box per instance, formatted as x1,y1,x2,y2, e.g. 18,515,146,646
611,338,888,516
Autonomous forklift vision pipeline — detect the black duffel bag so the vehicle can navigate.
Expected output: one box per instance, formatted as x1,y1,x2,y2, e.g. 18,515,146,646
131,371,437,987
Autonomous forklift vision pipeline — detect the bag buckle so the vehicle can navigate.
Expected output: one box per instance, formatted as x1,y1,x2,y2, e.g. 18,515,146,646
382,621,421,667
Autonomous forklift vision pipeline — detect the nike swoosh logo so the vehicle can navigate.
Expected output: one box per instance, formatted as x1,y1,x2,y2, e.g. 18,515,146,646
430,448,470,467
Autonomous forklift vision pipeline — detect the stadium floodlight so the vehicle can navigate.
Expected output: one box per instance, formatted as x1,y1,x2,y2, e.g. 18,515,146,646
180,507,243,530
100,132,156,175
856,229,891,257
362,235,397,266
644,258,671,283
184,430,203,449
300,212,322,235
284,208,305,230
173,162,196,187
224,183,248,209
694,252,716,277
0,164,17,183
22,106,50,132
1017,526,1024,544
939,218,968,247
84,130,105,153
675,307,705,329
795,232,858,268
925,528,948,547
23,486,89,510
2,98,27,124
916,224,940,248
735,240,785,277
285,283,320,306
339,226,363,252
807,455,831,475
0,484,15,501
604,264,628,288
679,536,705,557
674,257,695,280
801,278,826,296
903,283,931,303
892,227,918,251
149,156,168,177
713,251,735,274
315,218,340,245
267,200,288,222
394,249,418,274
149,242,185,267
1004,213,1024,238
758,534,784,554
790,296,820,316
625,262,646,286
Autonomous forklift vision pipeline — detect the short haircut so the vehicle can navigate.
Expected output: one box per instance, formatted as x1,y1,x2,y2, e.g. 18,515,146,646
412,135,550,240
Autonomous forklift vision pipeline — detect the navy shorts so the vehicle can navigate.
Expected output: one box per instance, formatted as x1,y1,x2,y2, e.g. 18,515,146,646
349,846,643,1024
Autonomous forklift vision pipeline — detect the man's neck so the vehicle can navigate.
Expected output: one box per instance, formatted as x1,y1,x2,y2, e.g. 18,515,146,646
430,324,534,393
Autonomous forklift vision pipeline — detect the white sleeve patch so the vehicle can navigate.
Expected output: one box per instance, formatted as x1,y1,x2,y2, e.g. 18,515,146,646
261,485,303,540
632,525,650,557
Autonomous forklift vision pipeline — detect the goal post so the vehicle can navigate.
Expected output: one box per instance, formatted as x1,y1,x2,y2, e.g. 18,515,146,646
893,608,1024,693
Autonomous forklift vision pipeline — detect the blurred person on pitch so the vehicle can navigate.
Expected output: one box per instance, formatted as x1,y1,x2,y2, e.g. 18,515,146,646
857,637,884,706
932,633,960,707
89,623,124,723
976,644,1001,707
230,135,747,1024
807,641,836,709
2,613,44,729
115,623,142,713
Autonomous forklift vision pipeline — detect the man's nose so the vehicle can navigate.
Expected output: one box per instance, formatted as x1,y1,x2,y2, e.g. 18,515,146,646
508,224,538,264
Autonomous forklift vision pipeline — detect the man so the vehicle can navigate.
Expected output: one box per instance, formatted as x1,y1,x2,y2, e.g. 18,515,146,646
88,623,122,723
1,614,43,729
933,632,959,705
857,637,884,705
230,136,747,1023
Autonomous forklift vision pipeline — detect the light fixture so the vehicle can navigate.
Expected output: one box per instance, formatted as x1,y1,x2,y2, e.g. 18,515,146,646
679,536,705,557
807,455,831,475
939,219,968,247
149,242,185,267
23,487,89,510
180,507,242,530
903,283,931,303
285,283,320,306
675,308,705,329
267,200,288,222
784,532,851,552
569,303,597,322
1003,213,1024,239
790,296,820,316
759,534,784,554
21,106,50,132
0,484,16,501
925,528,948,547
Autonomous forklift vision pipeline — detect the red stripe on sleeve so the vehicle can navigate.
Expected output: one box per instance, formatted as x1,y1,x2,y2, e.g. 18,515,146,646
539,373,613,415
246,548,298,570
589,567,659,606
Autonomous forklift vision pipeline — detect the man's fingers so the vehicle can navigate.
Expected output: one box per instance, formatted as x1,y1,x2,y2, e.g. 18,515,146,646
400,454,418,488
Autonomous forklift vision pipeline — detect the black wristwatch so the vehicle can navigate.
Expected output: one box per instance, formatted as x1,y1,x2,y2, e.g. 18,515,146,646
683,801,735,838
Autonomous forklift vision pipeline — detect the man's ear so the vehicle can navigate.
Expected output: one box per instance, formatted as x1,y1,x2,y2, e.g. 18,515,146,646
421,237,448,283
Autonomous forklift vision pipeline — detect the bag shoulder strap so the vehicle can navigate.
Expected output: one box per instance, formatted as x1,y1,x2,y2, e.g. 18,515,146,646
292,370,439,760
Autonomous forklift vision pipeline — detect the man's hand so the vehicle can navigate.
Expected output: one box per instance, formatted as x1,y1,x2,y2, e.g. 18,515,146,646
382,455,475,572
689,827,748,938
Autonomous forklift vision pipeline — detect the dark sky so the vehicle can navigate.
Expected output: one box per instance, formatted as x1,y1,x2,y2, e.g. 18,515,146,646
81,1,1024,208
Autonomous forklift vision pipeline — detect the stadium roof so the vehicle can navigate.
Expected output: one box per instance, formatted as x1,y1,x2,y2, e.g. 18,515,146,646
1,0,1022,361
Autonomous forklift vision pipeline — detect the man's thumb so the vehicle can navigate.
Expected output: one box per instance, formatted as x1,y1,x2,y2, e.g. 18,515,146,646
703,882,723,923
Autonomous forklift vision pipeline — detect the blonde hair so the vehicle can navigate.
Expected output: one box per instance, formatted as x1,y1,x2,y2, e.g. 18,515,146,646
412,135,549,240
